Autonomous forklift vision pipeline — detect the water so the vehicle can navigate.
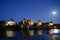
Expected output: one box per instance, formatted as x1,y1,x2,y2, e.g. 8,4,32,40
1,29,60,40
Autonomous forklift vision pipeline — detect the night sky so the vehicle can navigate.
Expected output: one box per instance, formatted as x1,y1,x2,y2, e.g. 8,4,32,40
0,0,60,24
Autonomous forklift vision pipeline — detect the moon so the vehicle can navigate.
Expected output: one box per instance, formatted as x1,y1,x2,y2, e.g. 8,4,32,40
52,11,56,15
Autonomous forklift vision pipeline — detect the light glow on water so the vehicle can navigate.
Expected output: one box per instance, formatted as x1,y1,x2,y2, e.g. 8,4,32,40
53,29,60,33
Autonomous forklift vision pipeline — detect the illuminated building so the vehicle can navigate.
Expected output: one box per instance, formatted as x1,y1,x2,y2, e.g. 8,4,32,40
48,21,53,26
37,20,42,26
27,19,34,26
5,19,16,26
0,18,60,38
21,18,27,24
27,19,31,25
30,20,34,26
37,20,42,36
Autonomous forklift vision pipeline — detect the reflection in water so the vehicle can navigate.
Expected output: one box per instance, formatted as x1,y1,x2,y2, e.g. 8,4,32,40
49,29,60,40
37,30,42,36
53,29,60,33
6,30,14,37
28,30,34,37
49,29,60,34
1,29,60,40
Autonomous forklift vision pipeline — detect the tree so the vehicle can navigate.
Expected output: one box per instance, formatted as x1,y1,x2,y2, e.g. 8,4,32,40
0,20,6,36
0,20,5,26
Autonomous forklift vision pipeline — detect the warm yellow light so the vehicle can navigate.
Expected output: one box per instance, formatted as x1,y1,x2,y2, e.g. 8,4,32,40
37,20,42,26
37,22,42,26
22,18,27,24
30,20,34,26
21,25,23,28
22,20,25,24
28,30,34,37
38,30,42,35
28,20,34,26
28,21,30,25
6,30,14,37
49,23,53,26
49,29,54,34
54,26,57,29
5,21,16,26
49,29,60,34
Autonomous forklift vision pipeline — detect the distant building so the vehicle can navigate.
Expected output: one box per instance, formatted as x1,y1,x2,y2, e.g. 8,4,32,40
5,18,16,26
48,21,54,26
21,18,27,25
27,19,34,26
37,20,42,26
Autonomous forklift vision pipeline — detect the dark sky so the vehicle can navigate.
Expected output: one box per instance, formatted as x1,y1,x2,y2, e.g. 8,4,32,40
0,0,60,23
